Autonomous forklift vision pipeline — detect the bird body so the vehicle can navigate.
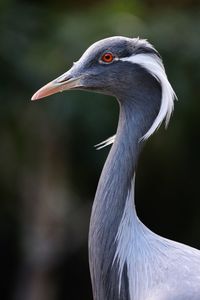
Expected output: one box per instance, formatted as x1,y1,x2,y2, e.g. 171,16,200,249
32,36,200,300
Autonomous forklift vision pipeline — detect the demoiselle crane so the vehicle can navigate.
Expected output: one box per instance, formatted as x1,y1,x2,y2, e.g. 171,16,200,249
32,36,200,300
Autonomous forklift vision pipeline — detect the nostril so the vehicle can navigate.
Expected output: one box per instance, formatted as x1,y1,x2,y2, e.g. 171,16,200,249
56,73,73,84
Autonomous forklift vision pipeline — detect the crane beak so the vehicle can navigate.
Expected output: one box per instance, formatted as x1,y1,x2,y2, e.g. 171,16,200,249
31,71,83,101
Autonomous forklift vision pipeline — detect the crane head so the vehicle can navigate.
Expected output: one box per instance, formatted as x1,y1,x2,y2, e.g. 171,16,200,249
31,36,160,100
31,36,176,139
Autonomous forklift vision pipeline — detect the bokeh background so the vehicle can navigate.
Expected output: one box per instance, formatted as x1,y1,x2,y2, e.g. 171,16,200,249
1,0,200,299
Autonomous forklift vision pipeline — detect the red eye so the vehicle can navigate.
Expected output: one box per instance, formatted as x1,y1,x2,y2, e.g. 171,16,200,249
101,52,114,63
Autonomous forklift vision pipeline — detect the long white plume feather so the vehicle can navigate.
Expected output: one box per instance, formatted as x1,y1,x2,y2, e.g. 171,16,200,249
121,52,177,140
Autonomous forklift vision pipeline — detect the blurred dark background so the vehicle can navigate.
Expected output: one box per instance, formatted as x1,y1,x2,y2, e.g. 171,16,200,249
1,0,200,299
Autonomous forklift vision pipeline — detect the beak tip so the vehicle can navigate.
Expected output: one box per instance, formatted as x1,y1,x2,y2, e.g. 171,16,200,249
31,95,36,101
31,91,42,101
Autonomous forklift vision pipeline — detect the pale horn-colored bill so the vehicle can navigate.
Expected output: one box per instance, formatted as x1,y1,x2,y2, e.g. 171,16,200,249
31,74,83,101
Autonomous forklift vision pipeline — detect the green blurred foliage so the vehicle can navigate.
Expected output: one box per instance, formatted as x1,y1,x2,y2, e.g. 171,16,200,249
0,0,200,299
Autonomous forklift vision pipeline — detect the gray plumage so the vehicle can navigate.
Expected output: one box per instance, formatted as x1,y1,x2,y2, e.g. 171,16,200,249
32,36,200,300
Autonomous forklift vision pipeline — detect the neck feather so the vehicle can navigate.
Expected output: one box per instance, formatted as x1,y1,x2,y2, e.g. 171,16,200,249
89,75,161,300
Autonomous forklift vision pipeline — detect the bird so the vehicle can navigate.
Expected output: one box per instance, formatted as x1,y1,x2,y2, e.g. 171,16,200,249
32,36,200,300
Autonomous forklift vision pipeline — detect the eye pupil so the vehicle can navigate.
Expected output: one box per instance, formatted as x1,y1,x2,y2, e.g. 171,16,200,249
102,52,114,63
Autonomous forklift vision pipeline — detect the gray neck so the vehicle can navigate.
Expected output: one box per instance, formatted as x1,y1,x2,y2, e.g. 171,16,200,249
89,74,161,300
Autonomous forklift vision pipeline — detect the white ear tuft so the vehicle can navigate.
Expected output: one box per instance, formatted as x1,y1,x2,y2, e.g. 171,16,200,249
121,52,177,140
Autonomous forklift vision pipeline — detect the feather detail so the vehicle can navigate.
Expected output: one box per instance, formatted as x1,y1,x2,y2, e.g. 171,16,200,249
95,135,116,150
121,49,177,140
